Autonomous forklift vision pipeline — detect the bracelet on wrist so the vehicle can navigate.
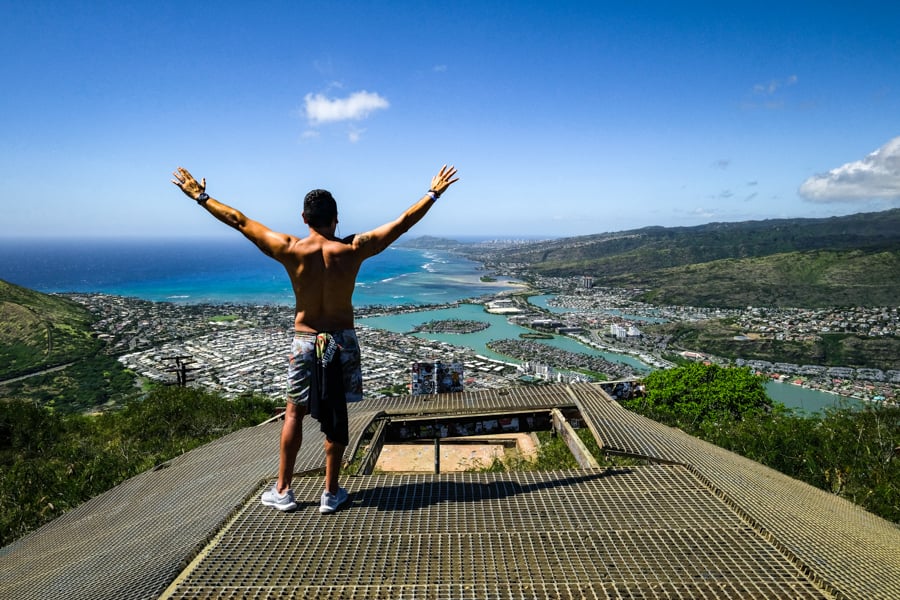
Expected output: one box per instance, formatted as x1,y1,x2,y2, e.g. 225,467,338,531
427,189,439,201
196,192,210,204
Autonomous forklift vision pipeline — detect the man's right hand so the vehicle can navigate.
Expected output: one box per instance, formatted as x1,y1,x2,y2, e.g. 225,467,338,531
430,165,459,197
171,167,206,201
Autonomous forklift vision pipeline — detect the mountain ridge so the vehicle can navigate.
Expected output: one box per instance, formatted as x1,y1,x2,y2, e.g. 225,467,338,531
441,208,900,308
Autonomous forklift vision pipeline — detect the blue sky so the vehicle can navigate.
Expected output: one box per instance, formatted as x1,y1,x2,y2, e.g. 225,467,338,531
2,1,899,239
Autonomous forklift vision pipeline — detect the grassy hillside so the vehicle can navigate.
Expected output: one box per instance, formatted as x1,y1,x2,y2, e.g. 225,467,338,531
613,250,900,308
647,320,900,371
0,280,99,380
471,209,900,308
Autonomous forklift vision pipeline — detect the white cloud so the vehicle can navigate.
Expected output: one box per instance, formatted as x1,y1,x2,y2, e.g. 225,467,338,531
798,136,900,203
743,75,798,110
348,127,365,143
304,90,389,125
753,74,798,95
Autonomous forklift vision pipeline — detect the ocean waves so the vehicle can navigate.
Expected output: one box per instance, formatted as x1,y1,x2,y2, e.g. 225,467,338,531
0,238,519,307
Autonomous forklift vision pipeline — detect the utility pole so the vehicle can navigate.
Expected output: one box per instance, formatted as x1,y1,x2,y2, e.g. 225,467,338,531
163,355,197,387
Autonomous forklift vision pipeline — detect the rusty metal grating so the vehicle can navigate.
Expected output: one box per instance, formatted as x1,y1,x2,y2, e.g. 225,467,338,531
4,382,899,600
364,385,575,415
165,583,824,600
165,468,830,599
569,382,900,600
0,420,288,600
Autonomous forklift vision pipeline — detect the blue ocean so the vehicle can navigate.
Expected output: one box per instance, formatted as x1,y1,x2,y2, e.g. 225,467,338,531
0,238,515,306
0,238,854,412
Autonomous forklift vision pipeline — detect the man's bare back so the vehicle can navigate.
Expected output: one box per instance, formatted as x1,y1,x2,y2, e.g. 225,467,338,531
279,232,364,333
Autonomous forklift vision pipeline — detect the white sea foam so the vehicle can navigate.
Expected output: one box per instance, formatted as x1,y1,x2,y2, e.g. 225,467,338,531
379,273,409,283
0,239,521,307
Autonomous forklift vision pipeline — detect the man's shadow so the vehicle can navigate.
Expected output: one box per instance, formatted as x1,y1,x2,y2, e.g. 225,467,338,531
348,469,632,512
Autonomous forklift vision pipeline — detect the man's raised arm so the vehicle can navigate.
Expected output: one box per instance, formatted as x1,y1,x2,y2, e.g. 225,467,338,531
171,167,292,258
353,165,459,258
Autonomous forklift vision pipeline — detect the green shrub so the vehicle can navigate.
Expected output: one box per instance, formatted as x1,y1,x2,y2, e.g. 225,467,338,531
623,363,771,426
0,389,276,547
626,364,900,524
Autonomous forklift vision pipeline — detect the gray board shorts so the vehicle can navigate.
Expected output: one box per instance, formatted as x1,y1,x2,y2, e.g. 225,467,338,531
286,329,363,407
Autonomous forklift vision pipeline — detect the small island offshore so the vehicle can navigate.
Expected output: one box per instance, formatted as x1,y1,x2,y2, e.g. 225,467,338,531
410,319,490,334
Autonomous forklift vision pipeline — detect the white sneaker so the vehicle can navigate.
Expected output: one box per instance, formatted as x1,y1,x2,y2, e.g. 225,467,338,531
319,487,349,514
261,484,297,512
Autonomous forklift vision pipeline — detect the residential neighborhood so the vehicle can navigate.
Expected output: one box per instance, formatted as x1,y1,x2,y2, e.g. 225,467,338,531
70,294,522,400
66,282,899,405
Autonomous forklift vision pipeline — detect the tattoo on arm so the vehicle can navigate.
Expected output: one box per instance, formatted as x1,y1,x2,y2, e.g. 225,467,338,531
356,233,388,255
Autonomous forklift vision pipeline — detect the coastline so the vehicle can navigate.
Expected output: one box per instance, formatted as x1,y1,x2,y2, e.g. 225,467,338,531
3,237,893,407
0,240,522,307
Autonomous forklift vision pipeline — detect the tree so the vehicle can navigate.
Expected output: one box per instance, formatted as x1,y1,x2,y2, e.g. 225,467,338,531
624,363,771,426
620,363,900,524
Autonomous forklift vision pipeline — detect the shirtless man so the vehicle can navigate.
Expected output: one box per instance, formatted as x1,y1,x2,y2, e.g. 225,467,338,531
172,165,459,513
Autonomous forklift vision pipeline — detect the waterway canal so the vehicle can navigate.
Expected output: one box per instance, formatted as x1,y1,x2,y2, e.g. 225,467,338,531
359,302,859,414
359,303,648,370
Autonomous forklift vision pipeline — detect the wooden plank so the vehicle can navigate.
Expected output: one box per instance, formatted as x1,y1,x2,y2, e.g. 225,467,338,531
356,419,387,475
551,408,601,469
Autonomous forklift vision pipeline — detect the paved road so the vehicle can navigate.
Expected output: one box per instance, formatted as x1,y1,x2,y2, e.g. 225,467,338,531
0,362,75,386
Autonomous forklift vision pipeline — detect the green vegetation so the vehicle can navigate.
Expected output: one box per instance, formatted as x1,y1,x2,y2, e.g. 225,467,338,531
468,430,633,473
376,383,409,397
623,250,900,308
623,363,773,424
0,280,99,380
473,208,900,308
647,320,900,371
1,280,153,414
479,275,497,282
468,431,580,472
621,364,900,523
2,351,137,414
209,314,240,322
0,387,276,547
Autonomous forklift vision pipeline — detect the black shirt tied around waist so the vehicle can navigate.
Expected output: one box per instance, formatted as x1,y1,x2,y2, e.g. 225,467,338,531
308,333,349,446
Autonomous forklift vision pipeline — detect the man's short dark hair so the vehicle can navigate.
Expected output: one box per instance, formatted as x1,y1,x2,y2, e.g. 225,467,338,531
303,189,337,227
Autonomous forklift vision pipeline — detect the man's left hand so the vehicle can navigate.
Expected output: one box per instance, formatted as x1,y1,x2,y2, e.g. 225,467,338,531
172,167,206,201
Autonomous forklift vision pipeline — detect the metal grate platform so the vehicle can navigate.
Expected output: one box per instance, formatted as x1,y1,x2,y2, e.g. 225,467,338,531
569,382,900,600
165,469,829,599
3,382,899,599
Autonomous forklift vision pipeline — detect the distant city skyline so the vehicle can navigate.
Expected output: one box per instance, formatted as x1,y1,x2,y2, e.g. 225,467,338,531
2,2,899,239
